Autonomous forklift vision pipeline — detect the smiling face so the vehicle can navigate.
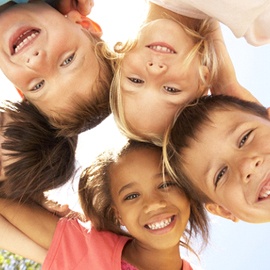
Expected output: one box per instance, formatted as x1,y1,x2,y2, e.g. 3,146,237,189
181,108,270,223
109,147,190,251
120,19,208,137
0,2,99,118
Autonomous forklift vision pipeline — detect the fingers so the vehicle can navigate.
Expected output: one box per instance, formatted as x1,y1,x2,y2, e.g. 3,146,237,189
77,0,94,16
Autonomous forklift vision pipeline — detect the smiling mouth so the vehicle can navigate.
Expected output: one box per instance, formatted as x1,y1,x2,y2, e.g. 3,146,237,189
145,215,175,230
258,186,270,200
12,29,40,55
146,44,176,54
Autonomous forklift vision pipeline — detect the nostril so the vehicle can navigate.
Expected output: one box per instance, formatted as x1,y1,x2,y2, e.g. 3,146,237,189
255,161,260,167
34,51,39,56
158,64,164,68
148,62,153,66
247,174,251,179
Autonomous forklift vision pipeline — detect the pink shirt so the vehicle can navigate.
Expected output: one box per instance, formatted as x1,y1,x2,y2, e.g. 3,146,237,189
43,218,130,269
43,218,193,270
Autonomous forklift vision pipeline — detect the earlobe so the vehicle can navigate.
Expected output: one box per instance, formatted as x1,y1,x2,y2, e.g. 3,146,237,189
112,206,124,226
66,11,102,37
199,65,210,95
267,107,270,119
205,203,239,222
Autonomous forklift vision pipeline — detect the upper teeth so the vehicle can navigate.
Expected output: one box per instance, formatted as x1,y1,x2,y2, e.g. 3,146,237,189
259,184,270,200
14,31,39,54
259,189,270,199
148,45,175,54
147,217,172,230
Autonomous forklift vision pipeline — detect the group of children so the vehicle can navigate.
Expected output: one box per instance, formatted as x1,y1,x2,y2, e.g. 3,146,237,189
0,0,269,269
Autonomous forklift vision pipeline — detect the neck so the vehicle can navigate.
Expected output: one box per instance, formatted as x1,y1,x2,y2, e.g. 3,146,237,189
123,239,183,270
146,2,199,29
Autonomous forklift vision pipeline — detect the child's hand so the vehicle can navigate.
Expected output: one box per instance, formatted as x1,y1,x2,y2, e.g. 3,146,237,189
41,199,86,221
42,199,71,217
55,0,94,16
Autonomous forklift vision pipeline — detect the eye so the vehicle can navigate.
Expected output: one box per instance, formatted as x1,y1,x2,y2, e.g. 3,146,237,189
124,193,139,201
215,166,227,187
159,181,176,190
239,130,253,148
128,77,144,84
31,80,45,91
61,53,75,66
163,86,181,93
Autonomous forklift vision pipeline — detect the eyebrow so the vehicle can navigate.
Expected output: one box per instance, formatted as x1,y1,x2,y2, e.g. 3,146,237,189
118,172,164,195
35,54,86,101
202,120,244,185
118,182,136,196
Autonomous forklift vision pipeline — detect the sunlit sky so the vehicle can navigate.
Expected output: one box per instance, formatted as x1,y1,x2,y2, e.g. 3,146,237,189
0,1,269,269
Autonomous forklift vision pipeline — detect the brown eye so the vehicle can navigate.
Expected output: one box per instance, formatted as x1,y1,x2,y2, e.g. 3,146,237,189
239,130,253,148
128,77,144,84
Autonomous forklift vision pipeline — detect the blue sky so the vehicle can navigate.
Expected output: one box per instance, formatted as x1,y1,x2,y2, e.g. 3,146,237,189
0,1,269,269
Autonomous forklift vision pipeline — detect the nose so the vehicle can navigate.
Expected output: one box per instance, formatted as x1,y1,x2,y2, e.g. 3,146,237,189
25,50,49,73
143,193,167,214
239,155,262,183
146,61,167,74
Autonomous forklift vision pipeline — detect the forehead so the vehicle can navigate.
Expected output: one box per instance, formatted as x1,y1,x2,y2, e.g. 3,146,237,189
182,108,270,175
203,107,269,131
109,147,162,183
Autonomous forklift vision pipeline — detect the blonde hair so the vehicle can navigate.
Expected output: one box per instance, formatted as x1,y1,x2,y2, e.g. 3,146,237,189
109,18,218,145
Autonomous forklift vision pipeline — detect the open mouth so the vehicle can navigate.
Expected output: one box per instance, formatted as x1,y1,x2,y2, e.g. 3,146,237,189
11,28,40,55
146,43,176,54
145,215,175,230
258,178,270,201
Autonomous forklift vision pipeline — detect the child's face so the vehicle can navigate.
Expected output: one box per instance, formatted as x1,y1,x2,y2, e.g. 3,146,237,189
0,3,99,118
120,19,207,136
181,108,270,223
110,147,190,250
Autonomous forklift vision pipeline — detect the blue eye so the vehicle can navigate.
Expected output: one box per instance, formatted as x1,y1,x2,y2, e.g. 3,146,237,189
215,167,227,187
31,80,45,91
128,77,144,84
239,130,253,148
61,53,75,66
163,86,181,93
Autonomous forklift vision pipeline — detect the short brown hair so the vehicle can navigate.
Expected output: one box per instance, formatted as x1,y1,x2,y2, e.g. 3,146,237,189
163,94,269,203
0,100,78,203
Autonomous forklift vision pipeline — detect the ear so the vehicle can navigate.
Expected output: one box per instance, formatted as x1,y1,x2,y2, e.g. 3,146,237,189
112,206,124,226
198,65,210,95
66,10,102,37
205,203,239,222
15,87,24,99
267,107,270,119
